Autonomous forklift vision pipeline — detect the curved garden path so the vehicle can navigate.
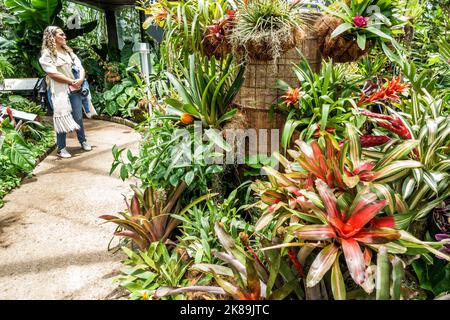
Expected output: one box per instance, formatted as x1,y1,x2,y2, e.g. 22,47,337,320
0,119,140,300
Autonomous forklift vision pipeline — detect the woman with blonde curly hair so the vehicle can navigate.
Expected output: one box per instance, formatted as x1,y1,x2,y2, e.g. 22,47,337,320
39,26,95,158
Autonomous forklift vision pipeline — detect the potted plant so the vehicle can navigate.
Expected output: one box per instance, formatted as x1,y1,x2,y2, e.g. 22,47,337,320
229,0,314,61
314,0,404,63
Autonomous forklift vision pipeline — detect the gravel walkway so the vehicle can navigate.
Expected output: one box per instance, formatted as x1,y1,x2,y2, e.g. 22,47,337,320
0,119,140,299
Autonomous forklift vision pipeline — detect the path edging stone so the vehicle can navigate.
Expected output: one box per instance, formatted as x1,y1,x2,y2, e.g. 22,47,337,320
91,115,137,129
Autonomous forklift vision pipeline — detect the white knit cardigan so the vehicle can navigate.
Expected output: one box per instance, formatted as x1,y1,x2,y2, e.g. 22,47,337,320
39,49,81,133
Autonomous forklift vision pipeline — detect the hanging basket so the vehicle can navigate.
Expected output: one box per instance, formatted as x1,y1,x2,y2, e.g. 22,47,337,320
202,27,233,59
232,26,305,62
314,14,372,63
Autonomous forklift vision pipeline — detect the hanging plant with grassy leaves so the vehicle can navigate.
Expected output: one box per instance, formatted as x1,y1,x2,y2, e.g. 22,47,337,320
315,0,405,63
138,0,233,65
229,0,314,61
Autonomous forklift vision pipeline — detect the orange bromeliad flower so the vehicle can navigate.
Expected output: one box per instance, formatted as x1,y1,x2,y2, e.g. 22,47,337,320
358,77,409,106
154,8,169,24
281,88,302,106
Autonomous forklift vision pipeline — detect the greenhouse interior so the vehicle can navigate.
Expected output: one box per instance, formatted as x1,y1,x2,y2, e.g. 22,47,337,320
0,0,449,304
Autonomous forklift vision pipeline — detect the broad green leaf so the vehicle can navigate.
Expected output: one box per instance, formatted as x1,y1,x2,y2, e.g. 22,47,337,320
116,93,129,108
366,27,393,40
356,33,367,50
184,171,195,186
330,23,353,38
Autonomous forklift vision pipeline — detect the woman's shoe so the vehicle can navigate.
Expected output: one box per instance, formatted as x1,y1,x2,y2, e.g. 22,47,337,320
81,141,92,151
57,148,72,158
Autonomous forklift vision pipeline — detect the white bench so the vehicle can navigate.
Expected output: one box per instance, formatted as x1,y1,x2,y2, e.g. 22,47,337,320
0,78,39,92
0,78,40,121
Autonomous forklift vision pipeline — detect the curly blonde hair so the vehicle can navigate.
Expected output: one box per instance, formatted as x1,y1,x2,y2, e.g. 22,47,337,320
41,26,73,60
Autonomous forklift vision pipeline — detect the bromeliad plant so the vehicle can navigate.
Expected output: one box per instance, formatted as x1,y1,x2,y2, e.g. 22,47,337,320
286,179,401,291
202,9,237,59
255,124,423,229
100,184,217,251
250,124,450,299
325,0,403,48
114,241,191,300
154,223,305,300
277,57,365,150
165,53,245,128
359,90,450,231
315,0,404,62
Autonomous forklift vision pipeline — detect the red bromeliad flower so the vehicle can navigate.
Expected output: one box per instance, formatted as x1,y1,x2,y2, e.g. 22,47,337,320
207,23,222,39
204,10,236,45
294,137,377,189
281,88,302,106
360,135,391,148
226,9,237,19
358,77,409,106
359,110,412,140
294,179,399,287
353,16,369,27
6,107,14,122
339,135,391,148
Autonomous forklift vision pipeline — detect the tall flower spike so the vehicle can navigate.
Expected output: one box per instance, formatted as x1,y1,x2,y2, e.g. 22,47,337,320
359,110,412,139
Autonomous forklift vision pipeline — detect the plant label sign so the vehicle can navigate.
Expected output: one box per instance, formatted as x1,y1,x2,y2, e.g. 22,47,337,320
0,106,37,122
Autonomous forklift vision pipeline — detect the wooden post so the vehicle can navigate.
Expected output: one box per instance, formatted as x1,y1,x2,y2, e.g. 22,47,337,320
105,9,119,51
139,10,146,42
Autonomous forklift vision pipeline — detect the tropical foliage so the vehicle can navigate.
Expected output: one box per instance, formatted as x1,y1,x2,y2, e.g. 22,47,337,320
320,0,404,52
100,0,450,301
0,109,55,208
4,0,448,302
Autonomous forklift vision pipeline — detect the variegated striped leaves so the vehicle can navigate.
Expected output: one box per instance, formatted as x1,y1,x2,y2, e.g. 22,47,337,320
306,243,339,288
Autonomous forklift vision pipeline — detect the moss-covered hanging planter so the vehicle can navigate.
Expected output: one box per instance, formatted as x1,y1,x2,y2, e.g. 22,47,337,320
314,15,372,63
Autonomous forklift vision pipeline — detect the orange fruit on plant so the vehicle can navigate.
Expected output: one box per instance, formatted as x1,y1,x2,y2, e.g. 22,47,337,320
180,113,194,124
